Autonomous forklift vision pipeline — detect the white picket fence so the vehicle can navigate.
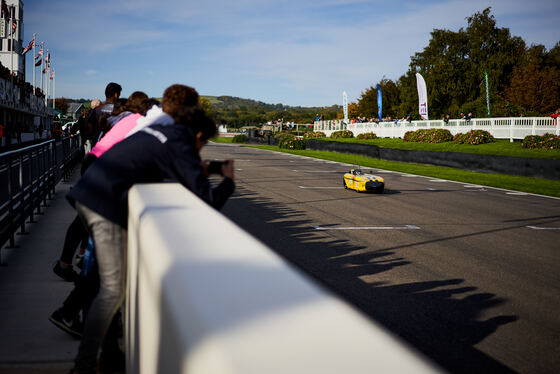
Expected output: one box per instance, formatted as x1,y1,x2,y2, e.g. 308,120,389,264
313,117,559,141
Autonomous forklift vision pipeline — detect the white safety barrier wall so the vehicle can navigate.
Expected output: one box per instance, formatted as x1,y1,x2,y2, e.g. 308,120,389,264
313,117,558,141
126,184,440,374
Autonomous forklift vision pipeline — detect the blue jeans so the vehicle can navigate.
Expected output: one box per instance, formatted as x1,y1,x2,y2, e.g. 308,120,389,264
74,202,127,374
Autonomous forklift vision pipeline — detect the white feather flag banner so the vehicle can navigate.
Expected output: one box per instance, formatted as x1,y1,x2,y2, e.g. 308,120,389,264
416,73,429,120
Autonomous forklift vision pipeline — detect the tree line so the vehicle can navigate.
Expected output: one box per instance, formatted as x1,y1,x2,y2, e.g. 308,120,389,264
350,8,559,121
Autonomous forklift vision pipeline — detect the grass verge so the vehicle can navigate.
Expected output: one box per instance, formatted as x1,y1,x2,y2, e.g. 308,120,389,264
211,137,234,143
309,138,560,160
244,145,560,197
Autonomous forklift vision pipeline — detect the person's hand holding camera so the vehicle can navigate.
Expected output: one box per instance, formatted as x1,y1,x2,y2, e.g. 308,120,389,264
221,159,234,179
202,160,234,179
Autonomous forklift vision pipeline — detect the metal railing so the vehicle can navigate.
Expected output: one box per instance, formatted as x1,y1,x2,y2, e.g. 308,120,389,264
0,136,82,262
313,117,559,141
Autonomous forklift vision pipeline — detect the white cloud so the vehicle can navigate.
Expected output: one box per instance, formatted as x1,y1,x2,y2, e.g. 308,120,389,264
25,0,560,105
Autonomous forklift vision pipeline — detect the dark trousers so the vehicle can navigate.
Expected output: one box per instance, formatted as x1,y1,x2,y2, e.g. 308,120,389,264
60,215,89,264
62,262,100,321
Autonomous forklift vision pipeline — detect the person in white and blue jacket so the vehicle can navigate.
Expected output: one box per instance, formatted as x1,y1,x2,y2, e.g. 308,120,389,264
67,84,234,374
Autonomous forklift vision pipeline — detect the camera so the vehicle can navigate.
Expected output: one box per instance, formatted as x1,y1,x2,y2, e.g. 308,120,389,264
208,160,228,174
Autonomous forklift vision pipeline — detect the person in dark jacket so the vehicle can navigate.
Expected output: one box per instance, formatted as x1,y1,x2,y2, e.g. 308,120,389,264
68,84,234,374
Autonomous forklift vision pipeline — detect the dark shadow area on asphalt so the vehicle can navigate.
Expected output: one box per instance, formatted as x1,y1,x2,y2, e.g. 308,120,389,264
222,185,518,374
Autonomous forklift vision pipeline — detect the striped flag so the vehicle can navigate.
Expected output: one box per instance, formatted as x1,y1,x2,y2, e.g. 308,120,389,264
36,47,43,59
23,37,34,54
50,69,54,80
35,58,42,66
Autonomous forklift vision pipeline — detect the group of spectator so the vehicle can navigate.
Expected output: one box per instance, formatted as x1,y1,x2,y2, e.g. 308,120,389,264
49,82,235,374
316,112,482,126
349,114,414,124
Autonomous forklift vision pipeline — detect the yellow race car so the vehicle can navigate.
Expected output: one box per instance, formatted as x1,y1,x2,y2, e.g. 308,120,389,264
343,169,385,193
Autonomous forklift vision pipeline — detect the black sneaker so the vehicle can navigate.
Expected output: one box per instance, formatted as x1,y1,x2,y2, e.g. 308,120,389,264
53,262,79,282
48,308,83,338
98,349,125,374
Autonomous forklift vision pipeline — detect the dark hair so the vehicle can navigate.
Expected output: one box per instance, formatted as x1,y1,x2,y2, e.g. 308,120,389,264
175,106,216,141
111,98,128,116
98,113,111,134
141,98,161,115
162,84,199,122
105,82,122,99
124,91,149,114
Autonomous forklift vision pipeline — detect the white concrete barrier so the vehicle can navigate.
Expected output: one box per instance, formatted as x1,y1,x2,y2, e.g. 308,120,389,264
126,184,440,374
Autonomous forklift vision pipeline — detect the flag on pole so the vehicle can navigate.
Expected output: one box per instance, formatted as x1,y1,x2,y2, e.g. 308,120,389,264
23,37,34,54
484,69,491,117
416,73,429,120
42,66,47,73
343,91,348,123
8,5,15,35
35,58,42,66
36,47,43,59
45,51,50,64
50,69,54,80
377,84,382,121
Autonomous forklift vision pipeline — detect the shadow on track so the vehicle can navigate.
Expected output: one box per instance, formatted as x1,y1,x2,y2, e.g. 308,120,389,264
222,185,518,374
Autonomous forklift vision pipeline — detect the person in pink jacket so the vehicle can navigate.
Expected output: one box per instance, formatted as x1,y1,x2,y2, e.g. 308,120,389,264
89,91,151,158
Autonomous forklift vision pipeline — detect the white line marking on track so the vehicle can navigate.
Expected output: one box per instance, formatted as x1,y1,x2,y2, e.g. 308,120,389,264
292,170,339,173
463,185,484,188
299,186,344,189
527,226,560,230
313,225,420,230
429,179,449,182
507,192,529,195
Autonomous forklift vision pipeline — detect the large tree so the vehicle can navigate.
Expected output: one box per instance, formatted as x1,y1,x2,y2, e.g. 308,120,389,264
54,97,68,114
397,7,528,118
357,78,400,118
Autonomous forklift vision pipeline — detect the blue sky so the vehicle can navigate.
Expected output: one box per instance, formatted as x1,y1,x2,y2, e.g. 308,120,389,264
23,0,559,107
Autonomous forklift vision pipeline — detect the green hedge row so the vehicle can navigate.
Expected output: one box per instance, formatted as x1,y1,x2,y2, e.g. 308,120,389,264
453,130,495,145
404,129,453,143
522,133,560,150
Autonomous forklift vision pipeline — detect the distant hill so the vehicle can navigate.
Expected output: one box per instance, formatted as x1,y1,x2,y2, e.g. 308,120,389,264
202,95,341,127
203,95,336,111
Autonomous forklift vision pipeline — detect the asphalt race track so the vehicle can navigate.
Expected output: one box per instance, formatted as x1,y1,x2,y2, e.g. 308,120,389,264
202,142,560,374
